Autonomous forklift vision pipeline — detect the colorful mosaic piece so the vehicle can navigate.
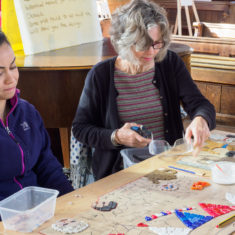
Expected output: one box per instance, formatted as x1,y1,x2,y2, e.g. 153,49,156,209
145,207,195,221
108,234,125,235
175,211,213,230
137,222,148,227
160,183,178,191
149,226,192,235
92,201,117,211
51,218,88,234
191,181,210,190
199,203,235,217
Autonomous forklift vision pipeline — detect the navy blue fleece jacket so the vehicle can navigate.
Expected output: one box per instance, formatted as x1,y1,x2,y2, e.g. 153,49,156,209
0,91,73,202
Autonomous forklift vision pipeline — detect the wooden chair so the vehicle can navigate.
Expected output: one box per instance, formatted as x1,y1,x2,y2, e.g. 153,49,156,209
193,22,235,39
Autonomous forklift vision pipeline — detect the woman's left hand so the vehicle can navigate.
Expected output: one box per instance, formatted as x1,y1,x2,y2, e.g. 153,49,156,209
185,116,210,155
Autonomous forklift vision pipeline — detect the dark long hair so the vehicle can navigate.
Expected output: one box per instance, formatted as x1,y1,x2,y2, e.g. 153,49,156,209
0,31,10,46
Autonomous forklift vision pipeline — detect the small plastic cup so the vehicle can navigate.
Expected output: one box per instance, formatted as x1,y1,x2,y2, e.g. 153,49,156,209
149,140,171,155
210,161,235,185
170,138,193,155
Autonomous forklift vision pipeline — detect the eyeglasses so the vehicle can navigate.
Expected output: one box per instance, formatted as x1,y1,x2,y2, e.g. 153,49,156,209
151,41,164,50
134,41,165,51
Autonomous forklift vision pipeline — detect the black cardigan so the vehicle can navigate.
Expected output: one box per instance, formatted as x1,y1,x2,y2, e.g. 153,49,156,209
72,50,216,180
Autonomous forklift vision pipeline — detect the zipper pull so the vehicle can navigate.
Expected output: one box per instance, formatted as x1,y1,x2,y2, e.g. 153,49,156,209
5,126,11,135
6,126,20,144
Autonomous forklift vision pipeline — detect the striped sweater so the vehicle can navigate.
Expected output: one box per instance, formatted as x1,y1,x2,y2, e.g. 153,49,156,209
114,68,164,139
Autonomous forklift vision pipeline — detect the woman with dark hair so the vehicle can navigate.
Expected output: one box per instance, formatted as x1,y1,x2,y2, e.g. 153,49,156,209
72,0,216,180
0,31,73,202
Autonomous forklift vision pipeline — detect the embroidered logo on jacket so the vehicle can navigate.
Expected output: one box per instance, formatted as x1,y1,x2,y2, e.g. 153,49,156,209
20,121,30,131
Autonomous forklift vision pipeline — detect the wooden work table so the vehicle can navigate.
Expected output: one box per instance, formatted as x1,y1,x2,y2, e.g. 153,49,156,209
15,38,192,168
0,130,234,235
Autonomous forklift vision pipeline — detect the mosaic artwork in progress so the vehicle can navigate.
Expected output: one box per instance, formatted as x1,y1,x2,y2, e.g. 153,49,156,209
41,170,235,235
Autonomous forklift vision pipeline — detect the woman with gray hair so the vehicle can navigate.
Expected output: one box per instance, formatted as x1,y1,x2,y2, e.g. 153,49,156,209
72,0,215,180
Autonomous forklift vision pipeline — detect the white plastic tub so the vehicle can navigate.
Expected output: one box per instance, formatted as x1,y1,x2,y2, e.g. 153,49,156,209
211,162,235,185
120,147,152,168
0,186,59,232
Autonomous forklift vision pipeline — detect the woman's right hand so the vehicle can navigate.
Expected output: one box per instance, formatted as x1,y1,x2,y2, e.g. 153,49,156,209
115,123,151,148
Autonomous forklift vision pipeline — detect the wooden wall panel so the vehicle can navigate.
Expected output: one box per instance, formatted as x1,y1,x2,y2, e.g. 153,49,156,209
107,1,235,36
195,81,235,126
195,81,207,95
107,0,129,13
195,81,221,113
18,69,88,128
221,85,235,115
192,67,235,85
206,84,221,113
150,0,234,25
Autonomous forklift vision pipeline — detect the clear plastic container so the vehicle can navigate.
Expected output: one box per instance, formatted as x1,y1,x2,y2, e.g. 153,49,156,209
120,147,153,168
149,140,171,155
211,162,235,185
170,138,193,155
0,186,59,233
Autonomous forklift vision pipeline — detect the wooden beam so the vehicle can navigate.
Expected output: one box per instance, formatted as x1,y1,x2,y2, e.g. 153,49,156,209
185,6,192,36
59,128,71,169
192,1,200,22
192,67,235,86
177,0,182,35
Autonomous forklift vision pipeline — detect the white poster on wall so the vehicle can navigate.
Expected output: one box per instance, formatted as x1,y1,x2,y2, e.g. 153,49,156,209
14,0,103,55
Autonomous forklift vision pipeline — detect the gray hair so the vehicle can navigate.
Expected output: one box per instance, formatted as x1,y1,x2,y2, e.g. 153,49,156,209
110,0,171,63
